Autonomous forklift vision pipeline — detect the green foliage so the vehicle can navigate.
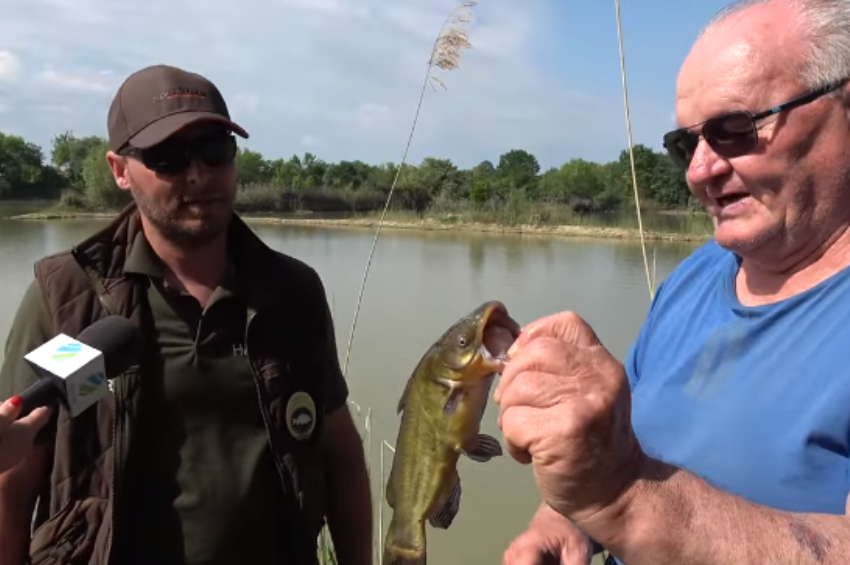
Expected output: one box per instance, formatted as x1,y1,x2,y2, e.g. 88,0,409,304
80,139,132,210
51,131,106,191
0,129,694,219
0,132,64,200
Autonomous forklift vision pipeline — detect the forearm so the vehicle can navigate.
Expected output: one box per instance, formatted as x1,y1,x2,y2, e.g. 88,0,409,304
0,445,51,564
0,502,33,564
578,457,849,565
325,444,373,565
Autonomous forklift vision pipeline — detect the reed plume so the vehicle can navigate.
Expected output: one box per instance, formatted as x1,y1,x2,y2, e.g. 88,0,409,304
342,1,478,376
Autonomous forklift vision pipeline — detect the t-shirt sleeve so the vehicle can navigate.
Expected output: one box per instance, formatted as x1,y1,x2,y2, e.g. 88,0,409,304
305,272,348,414
0,280,54,400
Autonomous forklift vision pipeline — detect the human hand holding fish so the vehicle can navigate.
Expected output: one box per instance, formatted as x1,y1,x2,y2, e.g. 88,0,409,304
493,311,646,531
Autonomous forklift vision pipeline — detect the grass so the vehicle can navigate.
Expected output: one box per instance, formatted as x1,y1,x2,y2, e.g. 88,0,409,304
8,202,715,243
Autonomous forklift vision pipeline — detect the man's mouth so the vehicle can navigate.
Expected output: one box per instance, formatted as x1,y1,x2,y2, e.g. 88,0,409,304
716,193,750,208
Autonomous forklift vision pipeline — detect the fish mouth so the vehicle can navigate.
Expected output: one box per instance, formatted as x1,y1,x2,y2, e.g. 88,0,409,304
477,301,521,370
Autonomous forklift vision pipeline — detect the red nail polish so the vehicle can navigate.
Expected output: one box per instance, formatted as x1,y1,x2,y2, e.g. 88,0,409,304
9,396,22,408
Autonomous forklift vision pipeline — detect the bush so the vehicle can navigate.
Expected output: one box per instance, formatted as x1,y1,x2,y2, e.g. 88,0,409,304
81,141,132,210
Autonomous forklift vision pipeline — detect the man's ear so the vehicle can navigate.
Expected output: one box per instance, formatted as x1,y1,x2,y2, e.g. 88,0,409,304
106,151,132,191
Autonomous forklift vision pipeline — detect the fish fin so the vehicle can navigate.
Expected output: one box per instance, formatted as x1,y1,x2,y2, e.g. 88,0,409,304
436,377,464,391
428,476,461,529
462,434,503,462
442,387,464,417
383,514,427,565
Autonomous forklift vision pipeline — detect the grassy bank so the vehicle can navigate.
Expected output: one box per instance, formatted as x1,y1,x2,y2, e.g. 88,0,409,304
9,207,714,243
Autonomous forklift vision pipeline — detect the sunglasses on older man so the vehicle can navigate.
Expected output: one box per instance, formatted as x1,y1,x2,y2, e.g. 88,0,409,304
662,78,849,171
121,131,238,176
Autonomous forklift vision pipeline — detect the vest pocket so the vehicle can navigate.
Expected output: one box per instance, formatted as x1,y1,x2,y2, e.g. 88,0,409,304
29,497,108,565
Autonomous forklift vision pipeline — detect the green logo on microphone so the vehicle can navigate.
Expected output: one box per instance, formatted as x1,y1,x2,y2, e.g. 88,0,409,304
78,373,104,397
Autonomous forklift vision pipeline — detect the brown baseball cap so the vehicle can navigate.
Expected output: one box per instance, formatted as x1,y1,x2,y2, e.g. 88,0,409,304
107,64,249,152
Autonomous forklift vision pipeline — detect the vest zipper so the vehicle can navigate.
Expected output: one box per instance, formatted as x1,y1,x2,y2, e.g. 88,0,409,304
245,311,291,496
104,371,123,563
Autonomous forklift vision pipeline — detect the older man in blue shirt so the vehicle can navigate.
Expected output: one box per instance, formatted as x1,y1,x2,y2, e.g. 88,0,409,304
500,1,850,564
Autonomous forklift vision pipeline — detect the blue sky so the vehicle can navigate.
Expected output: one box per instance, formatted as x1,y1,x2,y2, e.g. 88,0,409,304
0,0,732,170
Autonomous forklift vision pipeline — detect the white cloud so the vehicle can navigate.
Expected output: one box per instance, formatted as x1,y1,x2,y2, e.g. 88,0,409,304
0,51,21,83
33,69,113,93
0,0,668,168
301,134,324,148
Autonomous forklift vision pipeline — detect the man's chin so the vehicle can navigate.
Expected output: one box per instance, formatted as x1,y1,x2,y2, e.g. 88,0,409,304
159,217,231,248
712,219,772,255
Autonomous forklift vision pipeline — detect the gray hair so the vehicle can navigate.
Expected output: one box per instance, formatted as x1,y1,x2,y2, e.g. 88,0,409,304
702,0,850,92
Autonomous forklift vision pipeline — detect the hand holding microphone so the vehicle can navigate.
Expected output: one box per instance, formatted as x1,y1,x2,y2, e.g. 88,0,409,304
0,395,51,474
0,315,141,474
17,315,141,418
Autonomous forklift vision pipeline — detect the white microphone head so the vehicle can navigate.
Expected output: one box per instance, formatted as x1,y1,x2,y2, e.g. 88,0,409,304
24,333,108,417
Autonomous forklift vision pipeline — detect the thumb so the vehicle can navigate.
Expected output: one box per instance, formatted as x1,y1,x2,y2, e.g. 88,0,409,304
560,542,593,565
509,311,601,356
503,533,561,565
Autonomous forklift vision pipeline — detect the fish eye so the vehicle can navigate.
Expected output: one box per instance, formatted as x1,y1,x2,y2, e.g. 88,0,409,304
457,335,468,347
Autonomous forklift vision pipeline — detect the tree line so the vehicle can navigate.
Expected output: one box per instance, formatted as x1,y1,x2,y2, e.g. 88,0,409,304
0,130,696,218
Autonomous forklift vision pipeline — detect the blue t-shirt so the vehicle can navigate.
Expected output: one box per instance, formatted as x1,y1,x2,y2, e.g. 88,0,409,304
613,239,850,560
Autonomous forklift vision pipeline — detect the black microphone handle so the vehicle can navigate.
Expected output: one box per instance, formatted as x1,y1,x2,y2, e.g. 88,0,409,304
17,378,61,419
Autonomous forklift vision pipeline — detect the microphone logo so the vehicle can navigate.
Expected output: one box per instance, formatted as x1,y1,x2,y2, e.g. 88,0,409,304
78,372,105,397
51,342,82,361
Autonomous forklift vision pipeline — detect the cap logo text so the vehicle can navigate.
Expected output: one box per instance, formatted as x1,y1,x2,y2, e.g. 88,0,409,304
153,87,207,103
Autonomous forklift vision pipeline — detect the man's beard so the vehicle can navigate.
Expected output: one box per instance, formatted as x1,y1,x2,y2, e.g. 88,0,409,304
129,178,232,249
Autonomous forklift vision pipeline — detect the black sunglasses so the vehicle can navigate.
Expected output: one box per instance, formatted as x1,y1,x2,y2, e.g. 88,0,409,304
663,78,849,171
121,132,238,176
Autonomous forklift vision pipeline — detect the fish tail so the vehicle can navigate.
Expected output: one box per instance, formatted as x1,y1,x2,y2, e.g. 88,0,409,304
383,515,427,565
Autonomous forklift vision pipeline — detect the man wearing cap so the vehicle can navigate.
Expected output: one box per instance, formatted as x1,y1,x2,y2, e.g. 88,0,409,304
0,64,373,565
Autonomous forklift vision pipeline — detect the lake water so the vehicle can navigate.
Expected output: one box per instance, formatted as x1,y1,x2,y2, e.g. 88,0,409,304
0,201,701,564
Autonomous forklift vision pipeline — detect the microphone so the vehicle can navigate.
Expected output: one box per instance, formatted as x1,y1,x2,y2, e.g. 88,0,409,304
17,316,142,418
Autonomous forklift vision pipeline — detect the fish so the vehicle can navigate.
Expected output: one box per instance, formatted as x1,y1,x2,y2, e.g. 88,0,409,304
382,300,521,565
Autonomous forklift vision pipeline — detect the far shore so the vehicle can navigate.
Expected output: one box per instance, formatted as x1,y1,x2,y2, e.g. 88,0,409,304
7,210,714,243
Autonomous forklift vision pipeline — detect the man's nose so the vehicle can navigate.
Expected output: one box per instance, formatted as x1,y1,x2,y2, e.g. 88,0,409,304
686,138,733,186
183,157,212,184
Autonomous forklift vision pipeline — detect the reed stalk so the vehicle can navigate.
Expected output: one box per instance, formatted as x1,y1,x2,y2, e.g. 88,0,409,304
342,1,478,376
319,4,479,563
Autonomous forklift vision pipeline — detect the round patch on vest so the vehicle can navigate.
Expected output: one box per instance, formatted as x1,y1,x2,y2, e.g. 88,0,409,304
285,391,316,441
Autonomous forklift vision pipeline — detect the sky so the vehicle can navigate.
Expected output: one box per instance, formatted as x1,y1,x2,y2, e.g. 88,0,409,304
0,0,734,171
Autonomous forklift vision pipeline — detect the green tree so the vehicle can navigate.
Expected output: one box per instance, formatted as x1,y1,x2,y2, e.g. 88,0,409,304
0,127,701,219
51,131,106,190
0,132,61,199
235,147,270,186
81,139,131,209
497,149,540,193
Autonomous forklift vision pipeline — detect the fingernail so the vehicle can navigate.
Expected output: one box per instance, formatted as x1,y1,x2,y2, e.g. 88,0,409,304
9,396,22,408
507,342,518,358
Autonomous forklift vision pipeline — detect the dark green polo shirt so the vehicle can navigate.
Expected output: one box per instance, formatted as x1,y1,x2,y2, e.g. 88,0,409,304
120,232,289,565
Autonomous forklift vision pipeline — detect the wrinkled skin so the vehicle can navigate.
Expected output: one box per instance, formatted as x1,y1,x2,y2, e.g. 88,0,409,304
494,311,641,523
677,3,850,304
